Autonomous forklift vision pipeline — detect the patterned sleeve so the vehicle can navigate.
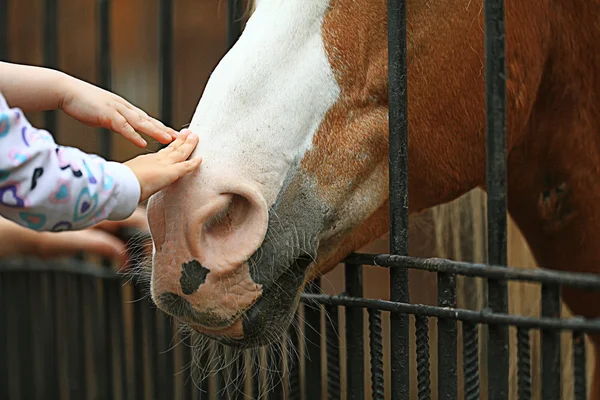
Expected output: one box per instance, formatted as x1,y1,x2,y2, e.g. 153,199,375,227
0,92,141,232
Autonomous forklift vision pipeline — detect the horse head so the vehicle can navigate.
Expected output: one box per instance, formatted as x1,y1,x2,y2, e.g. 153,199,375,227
147,0,395,349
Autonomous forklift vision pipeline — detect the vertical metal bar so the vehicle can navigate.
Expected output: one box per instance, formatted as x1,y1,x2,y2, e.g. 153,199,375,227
541,284,561,400
484,0,508,397
388,0,410,397
437,272,457,400
181,333,195,400
0,0,7,61
415,316,431,400
86,276,107,400
44,273,60,400
249,350,260,400
287,312,301,400
368,309,385,400
227,0,244,49
0,274,7,400
325,304,341,400
16,272,34,400
516,328,531,400
105,279,127,399
43,0,58,137
572,330,587,400
159,0,173,128
132,282,146,400
304,279,322,399
156,312,175,400
345,263,364,400
55,272,70,399
5,273,22,399
67,275,86,399
29,272,45,397
462,322,480,400
267,343,285,399
97,0,112,158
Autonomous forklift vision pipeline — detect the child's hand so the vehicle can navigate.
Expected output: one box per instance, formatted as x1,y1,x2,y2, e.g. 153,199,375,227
125,129,202,203
60,77,178,148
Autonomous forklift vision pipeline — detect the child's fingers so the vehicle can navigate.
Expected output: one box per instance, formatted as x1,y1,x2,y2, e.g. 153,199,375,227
120,107,173,145
120,100,178,139
168,157,203,182
159,130,190,155
167,133,199,162
111,113,147,148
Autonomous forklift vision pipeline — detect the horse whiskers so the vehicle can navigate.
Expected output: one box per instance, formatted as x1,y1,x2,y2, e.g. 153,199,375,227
182,321,299,397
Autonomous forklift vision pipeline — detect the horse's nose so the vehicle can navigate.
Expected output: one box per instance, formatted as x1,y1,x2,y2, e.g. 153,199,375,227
184,187,269,274
147,175,268,331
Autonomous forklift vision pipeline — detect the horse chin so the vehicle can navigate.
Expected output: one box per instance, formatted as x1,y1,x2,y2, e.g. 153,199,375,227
189,255,311,350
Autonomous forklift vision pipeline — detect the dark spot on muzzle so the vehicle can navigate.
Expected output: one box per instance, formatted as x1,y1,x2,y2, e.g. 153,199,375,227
180,260,210,295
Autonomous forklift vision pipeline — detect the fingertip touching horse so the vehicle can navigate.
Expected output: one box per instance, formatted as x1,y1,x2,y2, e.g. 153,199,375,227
144,0,600,396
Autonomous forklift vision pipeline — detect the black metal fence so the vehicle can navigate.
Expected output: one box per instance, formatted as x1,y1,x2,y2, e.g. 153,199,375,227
2,0,600,399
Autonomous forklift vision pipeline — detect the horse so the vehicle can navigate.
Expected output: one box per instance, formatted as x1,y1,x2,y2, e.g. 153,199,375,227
144,0,600,395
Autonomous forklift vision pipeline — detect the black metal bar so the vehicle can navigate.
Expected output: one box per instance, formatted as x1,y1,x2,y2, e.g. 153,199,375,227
301,294,600,331
86,275,107,400
97,0,112,158
368,309,385,400
227,0,244,49
0,275,7,400
325,304,341,400
132,281,146,400
287,312,301,400
5,253,600,292
0,0,7,61
437,272,457,400
250,350,261,400
28,272,45,398
388,0,410,395
517,328,532,400
415,316,431,400
267,342,285,399
541,284,561,400
215,368,226,399
484,0,509,396
4,273,22,399
0,258,122,278
304,279,322,399
159,0,173,129
43,0,58,137
105,278,127,399
156,312,175,400
180,332,195,400
54,272,69,399
462,323,480,400
344,253,600,291
572,330,587,400
17,273,33,400
67,275,86,399
345,263,364,400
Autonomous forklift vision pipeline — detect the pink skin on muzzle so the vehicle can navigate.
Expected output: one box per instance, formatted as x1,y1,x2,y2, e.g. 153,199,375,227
147,171,270,338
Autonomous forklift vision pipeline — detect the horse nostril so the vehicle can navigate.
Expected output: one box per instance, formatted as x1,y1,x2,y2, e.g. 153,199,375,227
185,189,269,272
180,260,210,295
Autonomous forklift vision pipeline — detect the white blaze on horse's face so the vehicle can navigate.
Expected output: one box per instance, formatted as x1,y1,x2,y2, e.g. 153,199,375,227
147,0,341,342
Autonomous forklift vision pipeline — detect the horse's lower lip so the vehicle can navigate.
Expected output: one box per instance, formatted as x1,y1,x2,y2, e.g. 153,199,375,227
189,317,244,339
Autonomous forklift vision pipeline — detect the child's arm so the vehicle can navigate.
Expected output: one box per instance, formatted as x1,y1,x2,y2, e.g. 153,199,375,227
0,62,67,112
0,94,201,232
0,62,177,148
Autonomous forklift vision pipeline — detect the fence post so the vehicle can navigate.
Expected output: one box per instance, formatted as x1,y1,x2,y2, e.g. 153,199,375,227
483,0,509,398
388,0,410,399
